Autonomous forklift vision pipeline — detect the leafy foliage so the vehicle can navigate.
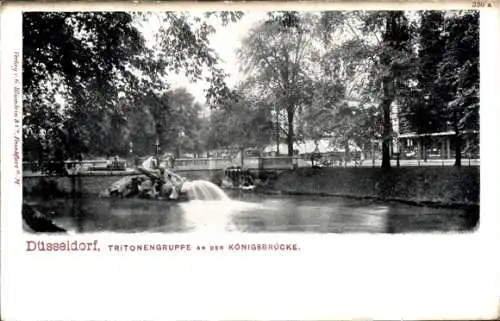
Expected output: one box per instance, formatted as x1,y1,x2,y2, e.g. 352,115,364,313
238,12,318,156
23,10,479,170
23,11,240,164
314,11,416,168
206,85,274,151
399,10,479,166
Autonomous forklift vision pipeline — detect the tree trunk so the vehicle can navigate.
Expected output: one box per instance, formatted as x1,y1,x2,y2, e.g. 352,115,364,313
287,107,294,157
371,140,375,167
419,136,425,160
381,74,394,170
382,140,391,169
454,133,462,167
381,98,392,170
276,106,280,156
451,106,462,167
344,141,350,166
240,147,245,168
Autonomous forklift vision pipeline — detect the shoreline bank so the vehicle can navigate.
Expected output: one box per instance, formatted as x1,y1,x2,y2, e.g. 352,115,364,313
23,166,480,210
258,166,480,210
234,187,480,211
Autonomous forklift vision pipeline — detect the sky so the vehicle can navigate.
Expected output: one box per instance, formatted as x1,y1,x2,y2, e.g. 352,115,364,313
145,12,267,106
52,12,269,112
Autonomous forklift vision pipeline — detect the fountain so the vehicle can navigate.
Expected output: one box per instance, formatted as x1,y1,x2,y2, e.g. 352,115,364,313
141,156,157,169
102,165,230,202
182,180,230,201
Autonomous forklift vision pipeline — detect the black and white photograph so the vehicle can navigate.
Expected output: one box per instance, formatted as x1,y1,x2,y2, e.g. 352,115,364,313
3,3,500,321
21,9,480,234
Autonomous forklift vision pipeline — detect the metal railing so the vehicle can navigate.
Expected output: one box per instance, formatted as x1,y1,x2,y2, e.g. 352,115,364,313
23,159,129,174
174,157,232,170
173,156,296,171
260,156,295,169
23,154,479,177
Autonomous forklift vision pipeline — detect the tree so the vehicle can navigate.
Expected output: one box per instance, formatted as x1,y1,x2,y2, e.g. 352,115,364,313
238,12,316,156
319,11,416,169
23,11,242,165
398,11,447,160
436,11,479,166
160,88,205,157
399,11,479,166
23,12,146,164
372,12,415,169
302,15,382,163
206,86,274,153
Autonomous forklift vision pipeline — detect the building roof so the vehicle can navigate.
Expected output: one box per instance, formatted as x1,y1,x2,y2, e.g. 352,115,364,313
264,139,362,154
399,130,479,138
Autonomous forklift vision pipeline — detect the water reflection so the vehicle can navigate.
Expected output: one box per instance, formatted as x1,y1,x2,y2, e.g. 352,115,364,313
25,193,478,234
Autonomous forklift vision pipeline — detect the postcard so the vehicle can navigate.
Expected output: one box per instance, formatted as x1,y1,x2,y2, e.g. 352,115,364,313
1,1,499,320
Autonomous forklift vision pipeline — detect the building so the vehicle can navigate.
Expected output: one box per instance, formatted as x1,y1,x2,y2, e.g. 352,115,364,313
393,101,479,159
397,130,479,159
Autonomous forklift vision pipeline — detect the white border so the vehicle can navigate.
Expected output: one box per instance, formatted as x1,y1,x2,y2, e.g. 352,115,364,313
1,3,500,321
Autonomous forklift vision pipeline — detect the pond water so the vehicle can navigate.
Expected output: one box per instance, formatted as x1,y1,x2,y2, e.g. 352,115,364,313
25,191,479,233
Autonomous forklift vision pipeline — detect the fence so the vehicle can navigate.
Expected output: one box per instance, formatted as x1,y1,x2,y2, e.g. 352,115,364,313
333,158,479,168
173,157,232,170
23,154,479,178
173,156,479,171
23,159,129,175
174,156,294,171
